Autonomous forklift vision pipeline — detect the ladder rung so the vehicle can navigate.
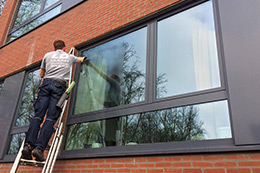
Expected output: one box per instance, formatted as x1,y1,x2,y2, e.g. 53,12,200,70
20,159,45,167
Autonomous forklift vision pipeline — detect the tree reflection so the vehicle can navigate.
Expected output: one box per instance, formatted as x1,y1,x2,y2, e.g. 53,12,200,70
0,0,6,16
15,70,41,127
8,133,25,155
123,106,205,144
13,0,42,28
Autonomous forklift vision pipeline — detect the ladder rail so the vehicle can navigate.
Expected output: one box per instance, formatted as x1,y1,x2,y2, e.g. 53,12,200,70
49,134,63,173
10,140,25,173
43,122,63,173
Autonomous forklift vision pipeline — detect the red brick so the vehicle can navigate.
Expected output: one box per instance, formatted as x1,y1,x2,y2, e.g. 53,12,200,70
204,169,225,173
227,168,251,173
164,169,182,173
104,169,117,173
117,169,131,173
183,156,202,161
226,154,249,160
93,169,105,173
99,164,111,168
139,163,155,167
94,159,105,163
173,162,191,167
106,159,118,163
118,158,132,163
147,169,164,173
203,155,225,161
155,162,172,167
239,161,260,167
164,156,182,161
76,164,87,168
111,163,124,168
193,162,213,167
87,164,99,168
125,163,139,167
147,157,164,162
133,157,147,162
214,161,237,167
253,168,260,173
251,154,260,160
132,169,146,173
183,169,202,173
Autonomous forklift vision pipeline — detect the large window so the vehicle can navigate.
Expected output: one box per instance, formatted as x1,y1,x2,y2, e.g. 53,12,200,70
7,69,41,155
7,0,62,42
73,28,147,115
64,0,232,156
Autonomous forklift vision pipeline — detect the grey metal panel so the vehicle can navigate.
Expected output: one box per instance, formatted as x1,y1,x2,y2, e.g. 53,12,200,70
0,72,25,159
217,0,260,145
61,0,85,12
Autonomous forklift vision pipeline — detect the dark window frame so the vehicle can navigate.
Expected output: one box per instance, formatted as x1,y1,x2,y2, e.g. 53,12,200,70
4,66,40,157
60,0,237,160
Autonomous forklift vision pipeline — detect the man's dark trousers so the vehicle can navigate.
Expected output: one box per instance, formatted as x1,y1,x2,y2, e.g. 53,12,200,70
25,79,66,151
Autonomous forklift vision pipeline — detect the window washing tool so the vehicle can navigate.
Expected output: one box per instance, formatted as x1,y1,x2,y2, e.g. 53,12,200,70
56,81,76,109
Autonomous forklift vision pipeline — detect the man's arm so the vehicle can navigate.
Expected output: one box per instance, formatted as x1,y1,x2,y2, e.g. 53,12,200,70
40,69,45,78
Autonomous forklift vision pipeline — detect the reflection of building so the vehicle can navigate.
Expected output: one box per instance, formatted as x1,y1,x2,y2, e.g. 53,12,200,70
1,0,260,172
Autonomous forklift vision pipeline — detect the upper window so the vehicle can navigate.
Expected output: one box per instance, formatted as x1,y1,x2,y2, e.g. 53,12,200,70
7,0,62,42
0,0,6,16
73,28,147,115
157,1,220,98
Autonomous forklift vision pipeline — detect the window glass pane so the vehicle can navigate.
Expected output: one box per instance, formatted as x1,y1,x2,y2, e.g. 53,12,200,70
13,0,42,28
44,0,59,9
0,0,6,16
15,69,41,127
7,133,25,155
73,28,147,115
8,5,61,42
157,1,221,98
65,100,231,150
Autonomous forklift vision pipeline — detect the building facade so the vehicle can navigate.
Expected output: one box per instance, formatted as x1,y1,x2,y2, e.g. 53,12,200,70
1,0,260,172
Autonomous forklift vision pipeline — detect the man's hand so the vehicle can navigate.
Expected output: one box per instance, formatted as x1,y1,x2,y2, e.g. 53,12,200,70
77,56,85,63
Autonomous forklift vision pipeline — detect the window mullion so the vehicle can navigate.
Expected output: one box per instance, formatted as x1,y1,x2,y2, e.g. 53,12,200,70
146,21,157,103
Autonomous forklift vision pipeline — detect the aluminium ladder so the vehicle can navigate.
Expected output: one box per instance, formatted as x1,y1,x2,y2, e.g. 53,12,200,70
10,48,76,173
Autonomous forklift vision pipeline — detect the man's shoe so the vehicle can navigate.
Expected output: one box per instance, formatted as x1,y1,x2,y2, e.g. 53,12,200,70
32,147,44,162
21,145,32,160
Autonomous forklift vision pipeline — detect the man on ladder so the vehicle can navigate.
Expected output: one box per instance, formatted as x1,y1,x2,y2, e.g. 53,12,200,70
21,40,85,162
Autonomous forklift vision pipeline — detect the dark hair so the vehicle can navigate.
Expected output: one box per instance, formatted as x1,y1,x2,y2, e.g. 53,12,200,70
53,40,65,50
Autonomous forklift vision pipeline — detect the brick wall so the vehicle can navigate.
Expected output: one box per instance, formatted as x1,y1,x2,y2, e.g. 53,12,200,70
0,0,180,78
2,152,260,172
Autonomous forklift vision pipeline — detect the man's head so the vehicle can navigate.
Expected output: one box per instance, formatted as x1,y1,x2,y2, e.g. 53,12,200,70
53,40,65,51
